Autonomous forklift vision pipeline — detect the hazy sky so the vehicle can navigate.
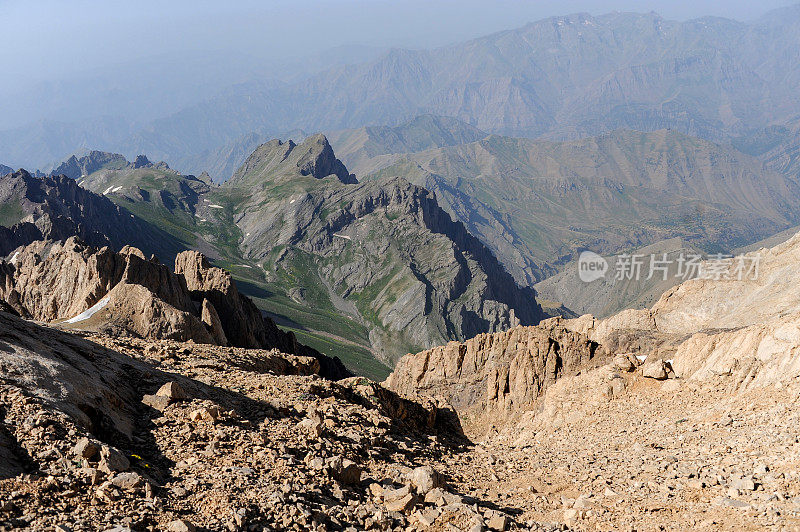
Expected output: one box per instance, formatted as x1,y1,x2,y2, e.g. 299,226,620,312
1,0,796,85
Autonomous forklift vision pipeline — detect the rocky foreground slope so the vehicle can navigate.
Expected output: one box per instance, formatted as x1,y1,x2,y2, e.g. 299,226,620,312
381,230,800,529
3,230,800,530
0,309,491,531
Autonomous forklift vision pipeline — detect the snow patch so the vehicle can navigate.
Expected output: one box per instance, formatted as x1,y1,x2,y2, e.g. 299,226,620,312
102,186,114,195
289,199,295,204
333,233,351,241
208,204,224,209
636,354,648,363
112,186,123,193
9,252,19,264
66,296,110,324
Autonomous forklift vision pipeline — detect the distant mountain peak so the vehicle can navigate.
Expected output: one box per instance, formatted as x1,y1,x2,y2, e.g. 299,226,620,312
228,134,357,186
50,151,128,179
132,154,152,168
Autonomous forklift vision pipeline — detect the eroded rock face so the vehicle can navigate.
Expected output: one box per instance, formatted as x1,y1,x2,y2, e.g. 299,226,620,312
384,320,603,435
0,238,210,343
175,250,266,348
562,230,800,390
0,238,349,378
671,313,800,390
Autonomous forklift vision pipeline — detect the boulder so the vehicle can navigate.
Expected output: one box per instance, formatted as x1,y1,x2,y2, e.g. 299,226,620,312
408,466,442,495
111,472,142,490
383,485,416,513
73,437,101,460
167,521,195,532
98,445,130,473
641,360,668,380
327,456,362,485
156,381,189,401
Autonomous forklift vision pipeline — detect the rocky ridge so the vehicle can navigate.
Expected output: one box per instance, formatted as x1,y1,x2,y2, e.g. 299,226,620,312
210,134,545,364
388,229,800,434
0,169,179,259
0,237,348,379
49,151,129,180
565,230,800,390
229,150,544,363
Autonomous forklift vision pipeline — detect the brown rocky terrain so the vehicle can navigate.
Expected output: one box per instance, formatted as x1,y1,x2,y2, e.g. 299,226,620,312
0,303,567,531
0,237,347,379
381,230,800,530
4,225,800,531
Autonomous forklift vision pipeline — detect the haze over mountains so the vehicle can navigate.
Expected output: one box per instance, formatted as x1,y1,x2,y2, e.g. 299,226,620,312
327,117,800,284
5,6,800,173
8,3,800,530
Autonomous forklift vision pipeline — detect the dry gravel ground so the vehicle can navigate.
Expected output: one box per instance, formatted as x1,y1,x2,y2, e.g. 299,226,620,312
2,326,800,531
0,331,556,532
443,374,800,531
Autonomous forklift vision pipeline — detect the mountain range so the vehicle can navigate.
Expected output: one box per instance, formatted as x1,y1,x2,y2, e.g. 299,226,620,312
5,6,800,175
0,136,543,378
327,118,800,285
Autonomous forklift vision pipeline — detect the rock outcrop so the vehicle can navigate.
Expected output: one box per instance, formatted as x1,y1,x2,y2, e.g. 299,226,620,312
384,320,603,435
0,238,211,342
0,238,349,379
49,151,128,180
562,230,800,390
228,134,356,186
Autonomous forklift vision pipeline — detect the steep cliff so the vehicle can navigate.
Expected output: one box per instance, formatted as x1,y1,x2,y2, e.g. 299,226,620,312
0,237,349,379
227,135,544,364
384,321,602,435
